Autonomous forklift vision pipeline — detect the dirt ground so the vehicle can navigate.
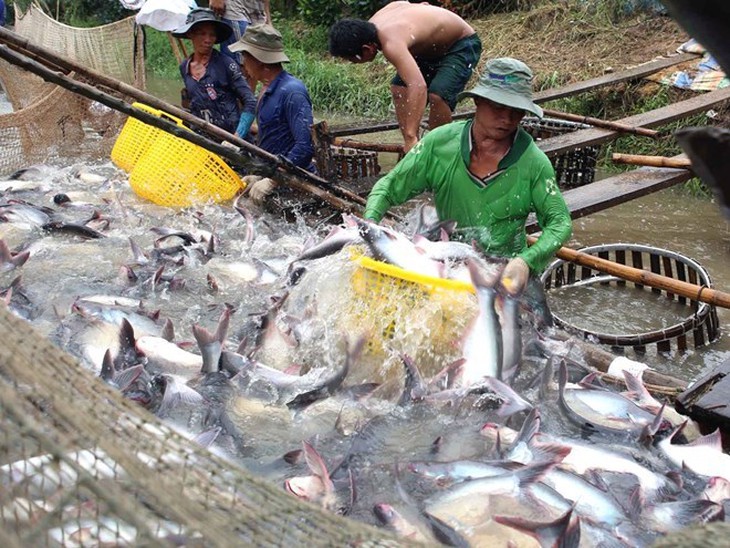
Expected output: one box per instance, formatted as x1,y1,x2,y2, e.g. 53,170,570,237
470,2,690,87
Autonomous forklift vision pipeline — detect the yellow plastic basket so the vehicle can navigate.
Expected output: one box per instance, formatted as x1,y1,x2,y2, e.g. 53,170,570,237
128,131,244,207
348,250,476,363
111,103,187,173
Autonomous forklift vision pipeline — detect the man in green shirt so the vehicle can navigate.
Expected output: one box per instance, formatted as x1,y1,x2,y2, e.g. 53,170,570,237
364,57,572,295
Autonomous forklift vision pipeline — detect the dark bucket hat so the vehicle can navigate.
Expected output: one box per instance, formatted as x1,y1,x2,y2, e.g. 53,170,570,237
458,58,543,118
172,8,232,44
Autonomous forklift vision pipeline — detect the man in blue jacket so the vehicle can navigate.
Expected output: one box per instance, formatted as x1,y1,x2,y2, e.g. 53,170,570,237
0,0,6,27
229,23,316,204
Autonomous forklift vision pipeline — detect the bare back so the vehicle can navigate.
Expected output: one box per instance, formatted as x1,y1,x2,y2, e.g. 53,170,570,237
370,1,475,59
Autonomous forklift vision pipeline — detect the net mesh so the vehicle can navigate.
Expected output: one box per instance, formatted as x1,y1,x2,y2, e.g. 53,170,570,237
0,304,399,546
0,3,144,175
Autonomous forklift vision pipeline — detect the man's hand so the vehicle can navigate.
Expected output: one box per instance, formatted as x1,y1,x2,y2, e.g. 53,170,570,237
500,257,530,296
209,0,226,18
247,177,277,205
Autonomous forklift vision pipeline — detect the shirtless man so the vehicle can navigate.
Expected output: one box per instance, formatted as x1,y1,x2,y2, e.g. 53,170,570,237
329,2,482,152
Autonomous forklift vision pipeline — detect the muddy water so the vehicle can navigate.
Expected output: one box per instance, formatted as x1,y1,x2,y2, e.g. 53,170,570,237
566,188,730,380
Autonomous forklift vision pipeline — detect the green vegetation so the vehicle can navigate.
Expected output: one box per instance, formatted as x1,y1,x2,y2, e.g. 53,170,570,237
144,29,183,80
275,19,391,118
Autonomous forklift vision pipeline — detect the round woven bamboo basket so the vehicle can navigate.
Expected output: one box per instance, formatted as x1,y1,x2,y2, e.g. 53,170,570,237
540,243,720,354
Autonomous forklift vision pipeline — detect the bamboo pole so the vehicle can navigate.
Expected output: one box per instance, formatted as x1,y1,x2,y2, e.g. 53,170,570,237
166,32,185,65
332,138,404,154
612,153,693,169
0,27,390,218
0,43,363,215
543,108,659,138
528,235,730,309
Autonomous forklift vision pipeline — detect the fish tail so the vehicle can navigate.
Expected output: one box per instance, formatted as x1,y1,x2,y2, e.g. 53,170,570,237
495,505,581,548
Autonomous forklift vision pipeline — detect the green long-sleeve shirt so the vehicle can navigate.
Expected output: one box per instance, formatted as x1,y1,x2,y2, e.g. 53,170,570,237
364,120,572,273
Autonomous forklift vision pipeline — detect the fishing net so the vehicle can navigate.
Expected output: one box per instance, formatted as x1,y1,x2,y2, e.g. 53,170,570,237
0,3,144,175
0,304,399,546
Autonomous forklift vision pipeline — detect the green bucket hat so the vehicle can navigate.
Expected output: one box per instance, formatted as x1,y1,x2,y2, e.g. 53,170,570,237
458,58,543,118
229,24,290,64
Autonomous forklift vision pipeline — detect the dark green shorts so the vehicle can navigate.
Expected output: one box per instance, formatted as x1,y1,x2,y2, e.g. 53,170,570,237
391,33,482,111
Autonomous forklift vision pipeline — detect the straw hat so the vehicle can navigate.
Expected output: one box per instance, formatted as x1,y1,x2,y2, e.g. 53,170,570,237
172,8,232,44
458,58,543,118
229,24,290,64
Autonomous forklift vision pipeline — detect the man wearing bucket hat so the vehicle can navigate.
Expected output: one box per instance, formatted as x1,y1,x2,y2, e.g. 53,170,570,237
364,58,572,295
173,8,257,139
228,24,316,205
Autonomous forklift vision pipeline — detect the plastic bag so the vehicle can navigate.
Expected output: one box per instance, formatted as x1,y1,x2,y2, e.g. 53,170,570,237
135,0,197,32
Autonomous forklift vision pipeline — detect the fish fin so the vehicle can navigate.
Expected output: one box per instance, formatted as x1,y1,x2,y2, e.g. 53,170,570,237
529,441,572,464
666,470,684,492
100,349,116,381
115,318,138,370
494,430,503,459
302,440,330,482
113,364,144,392
422,511,471,547
584,469,610,492
155,376,177,417
516,407,541,445
0,239,11,263
577,371,605,389
192,427,221,448
430,436,443,456
175,382,205,406
689,427,724,451
623,370,652,399
161,318,175,342
215,306,231,343
516,461,556,488
467,258,501,290
399,354,427,405
628,485,645,518
430,357,466,390
127,237,149,265
640,405,670,446
495,504,580,548
654,499,724,528
481,376,532,418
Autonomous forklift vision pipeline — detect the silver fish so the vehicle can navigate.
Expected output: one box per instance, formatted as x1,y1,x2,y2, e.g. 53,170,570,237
558,361,662,435
354,217,444,279
455,259,502,386
483,410,676,499
658,423,730,481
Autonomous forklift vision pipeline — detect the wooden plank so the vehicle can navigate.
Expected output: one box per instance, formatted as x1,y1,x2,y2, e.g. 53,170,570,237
532,53,699,103
675,358,730,437
326,53,699,137
526,161,693,232
539,86,730,158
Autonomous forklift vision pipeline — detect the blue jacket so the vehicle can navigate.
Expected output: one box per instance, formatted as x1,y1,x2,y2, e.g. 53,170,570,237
257,71,315,171
180,50,256,135
0,0,5,27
